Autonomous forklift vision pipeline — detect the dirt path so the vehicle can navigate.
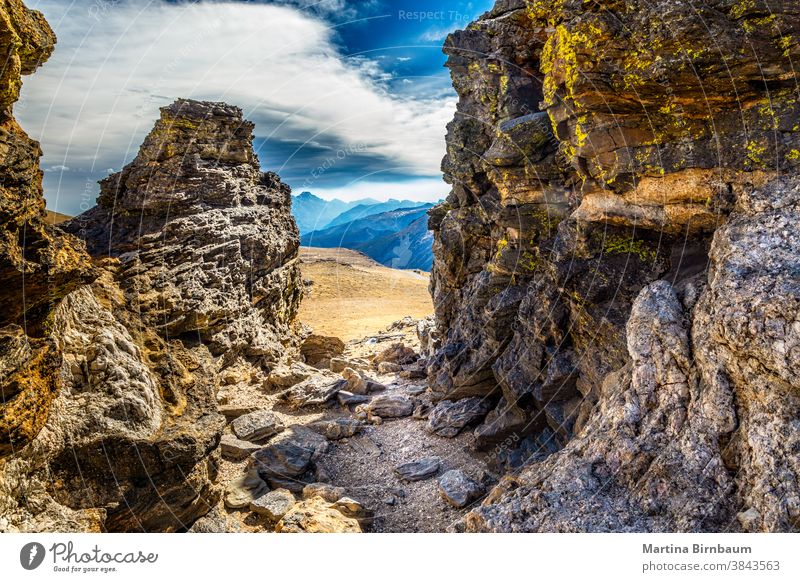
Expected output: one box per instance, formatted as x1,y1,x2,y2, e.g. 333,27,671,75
212,322,493,533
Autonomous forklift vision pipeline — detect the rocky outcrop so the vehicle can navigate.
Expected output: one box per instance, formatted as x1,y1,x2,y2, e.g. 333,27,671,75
0,0,95,458
1,2,302,532
63,99,302,365
431,0,800,532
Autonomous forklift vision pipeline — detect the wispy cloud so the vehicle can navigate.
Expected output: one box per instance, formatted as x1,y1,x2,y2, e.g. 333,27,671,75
19,0,454,212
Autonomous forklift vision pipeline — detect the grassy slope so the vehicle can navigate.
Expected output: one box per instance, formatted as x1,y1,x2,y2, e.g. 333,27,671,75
298,247,433,341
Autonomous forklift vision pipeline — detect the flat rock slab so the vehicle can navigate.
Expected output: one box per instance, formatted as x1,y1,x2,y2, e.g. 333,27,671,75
278,376,346,409
427,397,492,438
337,391,370,407
250,489,296,521
268,362,319,390
438,470,484,508
232,410,285,443
394,457,441,482
220,433,261,461
368,394,414,418
308,418,363,440
225,467,269,509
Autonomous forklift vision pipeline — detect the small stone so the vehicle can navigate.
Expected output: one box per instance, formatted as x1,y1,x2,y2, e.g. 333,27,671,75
267,362,318,390
438,470,484,508
308,418,363,440
232,410,285,443
399,366,427,380
366,380,388,393
278,375,346,409
377,362,402,374
407,385,427,396
252,428,329,491
301,335,345,368
332,497,374,527
394,457,441,482
218,404,260,422
337,390,370,406
342,367,369,395
250,489,296,521
427,398,492,438
276,497,361,533
302,483,346,503
225,467,269,509
220,433,261,461
374,342,418,365
412,404,432,420
737,508,762,531
329,357,350,373
368,394,414,418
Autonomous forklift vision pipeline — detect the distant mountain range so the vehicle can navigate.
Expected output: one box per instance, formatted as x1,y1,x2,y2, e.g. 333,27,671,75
291,192,378,233
291,192,429,232
299,203,435,271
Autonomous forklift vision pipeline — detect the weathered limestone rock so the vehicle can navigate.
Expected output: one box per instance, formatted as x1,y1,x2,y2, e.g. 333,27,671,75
276,497,361,533
250,489,296,521
302,483,346,503
301,334,345,368
62,99,303,365
277,374,346,409
225,467,269,510
430,0,800,532
231,410,285,443
220,434,261,461
251,427,329,493
0,4,304,533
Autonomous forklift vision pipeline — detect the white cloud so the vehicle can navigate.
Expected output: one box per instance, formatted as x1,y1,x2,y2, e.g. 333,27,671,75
419,23,461,42
312,178,448,203
19,0,454,205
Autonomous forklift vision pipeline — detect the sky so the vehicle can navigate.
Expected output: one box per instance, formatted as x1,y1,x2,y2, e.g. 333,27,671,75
18,0,494,215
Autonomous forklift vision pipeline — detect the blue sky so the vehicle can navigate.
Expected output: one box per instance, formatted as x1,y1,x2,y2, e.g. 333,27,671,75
18,0,493,214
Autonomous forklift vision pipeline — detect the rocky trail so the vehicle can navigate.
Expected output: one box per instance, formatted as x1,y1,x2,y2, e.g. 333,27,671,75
202,319,495,533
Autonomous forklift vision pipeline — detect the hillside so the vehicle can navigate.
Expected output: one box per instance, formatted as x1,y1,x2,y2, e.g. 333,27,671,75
45,209,72,224
356,215,433,271
297,247,432,340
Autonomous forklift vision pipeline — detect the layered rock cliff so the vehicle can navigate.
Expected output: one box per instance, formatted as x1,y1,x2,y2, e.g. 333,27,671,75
0,1,302,532
430,0,800,532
